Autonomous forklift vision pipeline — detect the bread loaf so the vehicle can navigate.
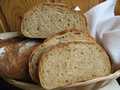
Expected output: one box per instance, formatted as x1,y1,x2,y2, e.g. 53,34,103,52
39,42,111,89
29,29,94,83
0,37,42,80
21,4,87,38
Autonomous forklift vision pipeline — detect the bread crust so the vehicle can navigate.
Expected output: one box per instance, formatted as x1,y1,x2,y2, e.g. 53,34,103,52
0,38,40,80
44,29,94,43
29,44,45,83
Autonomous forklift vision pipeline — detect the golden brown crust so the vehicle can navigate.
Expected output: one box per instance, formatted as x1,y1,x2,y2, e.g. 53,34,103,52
44,28,95,43
0,38,40,80
44,29,82,42
29,44,43,83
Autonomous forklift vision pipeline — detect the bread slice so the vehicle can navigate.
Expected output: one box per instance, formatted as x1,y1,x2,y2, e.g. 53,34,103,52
21,4,87,38
29,29,94,83
29,44,47,83
39,42,111,89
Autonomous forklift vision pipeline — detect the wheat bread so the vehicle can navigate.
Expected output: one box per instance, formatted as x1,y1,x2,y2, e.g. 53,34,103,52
21,4,87,38
29,29,94,83
39,42,111,89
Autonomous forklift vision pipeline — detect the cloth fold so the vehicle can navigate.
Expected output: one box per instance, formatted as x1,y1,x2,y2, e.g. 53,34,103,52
85,0,120,71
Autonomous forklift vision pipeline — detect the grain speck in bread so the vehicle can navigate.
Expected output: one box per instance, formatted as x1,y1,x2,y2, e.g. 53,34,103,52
21,4,87,38
29,29,94,83
39,42,111,89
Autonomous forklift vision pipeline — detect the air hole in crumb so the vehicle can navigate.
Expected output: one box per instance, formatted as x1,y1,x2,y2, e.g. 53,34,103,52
92,74,96,77
81,52,84,55
33,10,36,13
74,66,77,69
49,53,53,56
68,19,70,22
73,48,77,52
67,23,70,26
66,57,69,60
65,80,69,83
37,27,39,31
66,48,71,52
74,32,81,34
46,70,50,73
24,18,27,21
99,49,101,52
61,36,65,39
59,19,62,22
77,20,79,23
61,73,64,76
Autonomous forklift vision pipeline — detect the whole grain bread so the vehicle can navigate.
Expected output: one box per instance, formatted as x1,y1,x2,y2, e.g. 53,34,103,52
21,4,87,38
29,29,95,83
39,42,111,89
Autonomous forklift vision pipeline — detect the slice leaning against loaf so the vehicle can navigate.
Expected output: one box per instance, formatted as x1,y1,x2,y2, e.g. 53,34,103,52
21,3,87,38
29,29,94,83
39,41,111,89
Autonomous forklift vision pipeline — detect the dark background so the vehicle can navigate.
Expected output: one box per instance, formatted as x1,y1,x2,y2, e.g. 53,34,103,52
0,78,21,90
0,78,120,90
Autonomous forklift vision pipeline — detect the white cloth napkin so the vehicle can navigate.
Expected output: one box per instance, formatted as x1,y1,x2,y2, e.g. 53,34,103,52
85,0,120,71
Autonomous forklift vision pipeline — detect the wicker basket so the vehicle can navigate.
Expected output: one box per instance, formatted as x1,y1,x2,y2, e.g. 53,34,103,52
5,70,120,90
115,0,120,15
0,32,120,90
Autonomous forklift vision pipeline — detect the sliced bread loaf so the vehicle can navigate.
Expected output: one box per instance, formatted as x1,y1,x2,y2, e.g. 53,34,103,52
21,4,87,38
39,42,111,89
29,29,94,83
